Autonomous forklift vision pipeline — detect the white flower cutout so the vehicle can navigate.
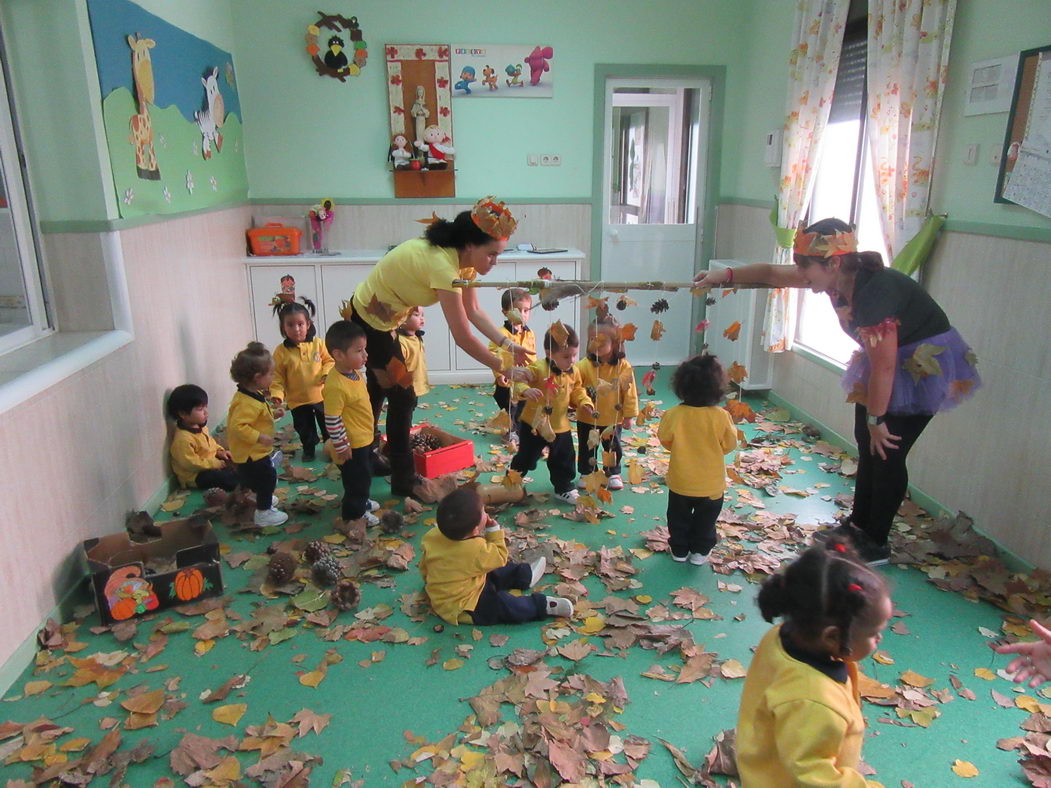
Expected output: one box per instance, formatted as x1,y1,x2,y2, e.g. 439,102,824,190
192,140,199,156
162,186,172,204
209,175,219,192
185,171,195,194
158,134,167,149
123,188,134,205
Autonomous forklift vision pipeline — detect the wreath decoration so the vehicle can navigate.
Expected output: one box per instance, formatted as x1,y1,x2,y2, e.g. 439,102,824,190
306,12,367,81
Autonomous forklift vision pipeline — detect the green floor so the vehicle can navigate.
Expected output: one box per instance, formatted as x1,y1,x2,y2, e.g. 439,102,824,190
1,375,1046,786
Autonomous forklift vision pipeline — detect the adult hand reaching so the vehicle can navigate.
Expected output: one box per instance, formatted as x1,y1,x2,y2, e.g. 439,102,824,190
693,268,731,287
506,367,532,383
508,342,533,366
993,619,1051,687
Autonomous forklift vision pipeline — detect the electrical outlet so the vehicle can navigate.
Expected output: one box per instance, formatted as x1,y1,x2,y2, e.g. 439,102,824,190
527,154,538,167
549,154,561,166
964,144,978,166
540,154,553,166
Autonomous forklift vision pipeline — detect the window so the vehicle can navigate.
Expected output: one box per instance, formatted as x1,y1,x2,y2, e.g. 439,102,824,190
0,32,50,355
794,13,887,366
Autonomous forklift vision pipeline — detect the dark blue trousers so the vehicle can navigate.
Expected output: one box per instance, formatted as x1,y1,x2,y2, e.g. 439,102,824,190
338,444,373,520
468,562,547,625
236,455,277,511
667,491,724,558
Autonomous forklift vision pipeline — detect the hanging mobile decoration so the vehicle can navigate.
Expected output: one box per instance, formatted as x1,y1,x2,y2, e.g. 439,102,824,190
650,298,670,314
306,13,368,81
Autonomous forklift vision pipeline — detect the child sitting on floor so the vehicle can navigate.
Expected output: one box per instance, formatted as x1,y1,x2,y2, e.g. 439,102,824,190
736,539,891,786
228,342,287,527
167,384,238,491
657,353,737,564
508,322,595,504
489,288,534,443
323,320,379,529
419,487,573,626
270,301,333,462
576,318,638,491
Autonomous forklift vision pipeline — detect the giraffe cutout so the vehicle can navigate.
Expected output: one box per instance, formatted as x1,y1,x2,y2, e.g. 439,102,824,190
127,34,160,181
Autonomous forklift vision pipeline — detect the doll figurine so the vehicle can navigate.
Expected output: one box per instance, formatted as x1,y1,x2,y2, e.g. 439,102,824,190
389,134,413,169
410,86,430,147
415,125,454,169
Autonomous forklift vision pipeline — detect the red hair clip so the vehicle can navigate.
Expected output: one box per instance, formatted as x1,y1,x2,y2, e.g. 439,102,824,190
847,583,862,592
833,543,847,553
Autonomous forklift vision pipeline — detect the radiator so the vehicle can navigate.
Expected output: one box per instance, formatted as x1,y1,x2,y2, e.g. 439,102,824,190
703,260,773,390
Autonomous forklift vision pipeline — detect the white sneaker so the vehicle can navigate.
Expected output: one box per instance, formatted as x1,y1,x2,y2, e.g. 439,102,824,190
367,499,380,512
671,552,688,563
546,597,574,618
363,511,379,527
607,474,624,491
554,489,579,504
688,552,709,566
528,557,547,588
254,507,288,527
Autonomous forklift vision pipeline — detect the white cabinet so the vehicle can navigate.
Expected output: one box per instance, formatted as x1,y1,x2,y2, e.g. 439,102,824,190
704,260,773,390
245,250,584,384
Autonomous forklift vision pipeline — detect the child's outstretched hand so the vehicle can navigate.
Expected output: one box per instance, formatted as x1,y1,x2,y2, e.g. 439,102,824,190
523,387,543,401
993,619,1051,687
621,418,634,429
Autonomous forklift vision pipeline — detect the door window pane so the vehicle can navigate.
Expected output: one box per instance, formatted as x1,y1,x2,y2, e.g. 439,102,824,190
0,151,32,339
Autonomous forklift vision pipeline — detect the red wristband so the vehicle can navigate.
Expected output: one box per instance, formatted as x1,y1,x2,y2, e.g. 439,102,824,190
725,267,734,284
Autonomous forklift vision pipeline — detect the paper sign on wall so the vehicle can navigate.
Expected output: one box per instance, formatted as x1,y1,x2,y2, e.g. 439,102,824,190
450,44,554,98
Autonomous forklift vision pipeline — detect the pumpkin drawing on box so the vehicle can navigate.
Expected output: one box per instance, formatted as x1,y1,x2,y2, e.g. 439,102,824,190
103,565,160,621
172,567,208,602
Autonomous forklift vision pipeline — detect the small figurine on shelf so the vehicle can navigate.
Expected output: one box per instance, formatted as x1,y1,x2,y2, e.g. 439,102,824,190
410,86,430,147
308,198,335,254
416,125,454,169
269,274,316,316
389,133,413,169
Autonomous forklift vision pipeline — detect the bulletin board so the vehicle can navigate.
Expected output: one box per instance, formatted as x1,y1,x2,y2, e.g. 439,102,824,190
995,44,1051,219
86,0,248,218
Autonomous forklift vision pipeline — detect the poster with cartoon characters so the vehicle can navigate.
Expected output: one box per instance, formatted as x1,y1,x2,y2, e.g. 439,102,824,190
86,0,248,218
450,44,554,98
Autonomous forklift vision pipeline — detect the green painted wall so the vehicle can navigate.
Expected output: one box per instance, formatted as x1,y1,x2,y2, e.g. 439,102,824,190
230,0,756,201
932,0,1051,231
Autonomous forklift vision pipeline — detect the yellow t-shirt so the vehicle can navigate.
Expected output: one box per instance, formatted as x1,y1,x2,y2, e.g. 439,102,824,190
514,358,594,435
488,323,536,384
322,369,374,458
657,404,737,498
227,389,275,464
419,526,509,625
736,625,884,788
270,338,334,409
398,333,430,396
575,357,639,426
352,237,477,331
170,426,224,487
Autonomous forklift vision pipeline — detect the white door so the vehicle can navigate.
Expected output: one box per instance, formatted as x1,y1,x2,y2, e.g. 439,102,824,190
600,78,710,367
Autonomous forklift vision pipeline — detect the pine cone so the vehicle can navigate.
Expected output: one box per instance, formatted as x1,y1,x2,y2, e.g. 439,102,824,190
380,510,404,535
203,487,229,507
267,551,296,584
650,298,670,314
410,432,443,453
331,578,360,611
312,555,342,586
303,539,330,563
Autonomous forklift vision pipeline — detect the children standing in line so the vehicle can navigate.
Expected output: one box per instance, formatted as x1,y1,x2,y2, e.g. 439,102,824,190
576,319,638,491
508,323,595,504
228,342,288,527
397,306,430,399
489,288,534,443
323,320,379,528
419,486,573,625
270,302,333,462
657,354,737,564
167,384,239,491
736,540,891,787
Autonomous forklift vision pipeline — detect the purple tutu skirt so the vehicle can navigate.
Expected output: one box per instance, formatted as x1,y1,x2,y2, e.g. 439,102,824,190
841,327,981,416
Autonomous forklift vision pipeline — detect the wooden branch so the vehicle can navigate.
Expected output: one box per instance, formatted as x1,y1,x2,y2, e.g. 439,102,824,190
451,279,763,292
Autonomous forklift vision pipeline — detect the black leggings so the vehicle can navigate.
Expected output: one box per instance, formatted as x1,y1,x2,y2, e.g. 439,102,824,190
236,455,276,511
851,405,932,546
291,402,328,450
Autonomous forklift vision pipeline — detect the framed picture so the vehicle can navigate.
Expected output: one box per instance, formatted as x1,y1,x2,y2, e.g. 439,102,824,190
994,44,1051,219
449,44,554,98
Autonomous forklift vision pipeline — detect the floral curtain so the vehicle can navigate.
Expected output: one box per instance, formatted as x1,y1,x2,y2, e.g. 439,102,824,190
764,0,850,353
867,0,956,263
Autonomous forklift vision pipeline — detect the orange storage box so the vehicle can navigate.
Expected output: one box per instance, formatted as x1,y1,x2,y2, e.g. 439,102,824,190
247,223,302,256
412,424,475,478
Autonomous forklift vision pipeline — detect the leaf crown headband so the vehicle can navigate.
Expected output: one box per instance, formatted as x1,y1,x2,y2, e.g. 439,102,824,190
471,196,518,240
792,226,858,258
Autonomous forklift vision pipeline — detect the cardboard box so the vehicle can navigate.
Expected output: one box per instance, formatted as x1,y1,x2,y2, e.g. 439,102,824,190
81,517,224,626
412,424,474,478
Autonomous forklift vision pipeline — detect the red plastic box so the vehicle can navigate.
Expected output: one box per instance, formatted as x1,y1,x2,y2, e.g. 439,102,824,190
412,424,474,478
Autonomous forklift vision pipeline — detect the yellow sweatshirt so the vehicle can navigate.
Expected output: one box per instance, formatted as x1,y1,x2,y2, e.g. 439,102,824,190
488,322,536,384
419,526,509,625
322,368,374,459
575,357,639,426
170,425,225,487
657,404,737,498
227,388,275,463
397,332,430,396
736,625,884,788
513,358,594,435
270,337,334,409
